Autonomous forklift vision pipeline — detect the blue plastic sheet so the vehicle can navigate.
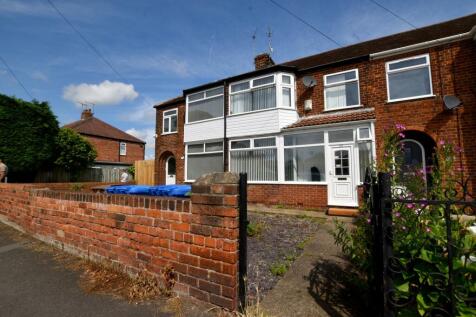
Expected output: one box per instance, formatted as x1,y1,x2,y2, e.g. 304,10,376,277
106,184,191,197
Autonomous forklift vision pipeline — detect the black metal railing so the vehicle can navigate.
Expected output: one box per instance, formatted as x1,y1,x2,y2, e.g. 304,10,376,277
365,171,476,317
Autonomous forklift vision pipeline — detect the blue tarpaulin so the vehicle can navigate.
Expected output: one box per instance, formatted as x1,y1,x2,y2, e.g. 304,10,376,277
106,184,191,197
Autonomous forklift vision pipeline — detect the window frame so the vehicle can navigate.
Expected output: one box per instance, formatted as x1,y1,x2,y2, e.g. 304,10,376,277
119,142,127,156
228,73,295,115
357,127,372,141
283,131,326,184
323,68,361,111
162,108,178,135
185,141,224,182
385,54,433,103
185,86,224,124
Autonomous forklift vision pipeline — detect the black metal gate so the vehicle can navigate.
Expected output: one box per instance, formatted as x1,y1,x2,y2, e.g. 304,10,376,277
365,171,476,317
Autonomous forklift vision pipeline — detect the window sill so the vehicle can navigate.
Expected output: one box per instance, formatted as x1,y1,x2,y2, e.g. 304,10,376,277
185,117,224,125
162,131,178,136
228,107,296,117
386,95,436,104
323,105,363,113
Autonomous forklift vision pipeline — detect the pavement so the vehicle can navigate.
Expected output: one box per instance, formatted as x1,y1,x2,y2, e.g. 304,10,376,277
260,219,367,317
0,222,211,317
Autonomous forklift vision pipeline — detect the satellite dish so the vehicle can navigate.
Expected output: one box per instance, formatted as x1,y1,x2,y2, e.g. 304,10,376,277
443,95,462,110
302,76,317,88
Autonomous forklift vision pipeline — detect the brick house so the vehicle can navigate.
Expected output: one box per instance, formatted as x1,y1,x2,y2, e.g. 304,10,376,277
154,14,476,211
65,109,145,171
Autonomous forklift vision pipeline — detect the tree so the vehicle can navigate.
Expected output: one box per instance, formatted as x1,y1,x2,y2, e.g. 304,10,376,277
54,128,97,180
0,94,59,181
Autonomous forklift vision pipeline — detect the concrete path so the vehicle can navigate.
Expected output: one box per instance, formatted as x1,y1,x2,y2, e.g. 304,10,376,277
261,220,366,317
0,223,210,317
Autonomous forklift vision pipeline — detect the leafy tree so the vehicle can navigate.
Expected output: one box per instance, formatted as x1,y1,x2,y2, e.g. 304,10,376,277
0,94,59,181
54,128,97,180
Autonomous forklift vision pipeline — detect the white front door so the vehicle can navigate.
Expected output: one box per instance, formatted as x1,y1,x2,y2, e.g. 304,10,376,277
328,145,357,207
165,157,176,185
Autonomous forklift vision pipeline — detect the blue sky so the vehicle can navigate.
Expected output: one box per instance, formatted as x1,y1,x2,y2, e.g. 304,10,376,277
1,0,475,158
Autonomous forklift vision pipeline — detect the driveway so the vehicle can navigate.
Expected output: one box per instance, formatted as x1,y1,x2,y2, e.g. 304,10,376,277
0,222,209,317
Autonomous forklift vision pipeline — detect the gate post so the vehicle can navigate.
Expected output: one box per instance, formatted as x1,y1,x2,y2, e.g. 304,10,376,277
378,172,394,317
238,173,248,310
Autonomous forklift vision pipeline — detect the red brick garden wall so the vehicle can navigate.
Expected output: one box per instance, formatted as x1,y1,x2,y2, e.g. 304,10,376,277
0,173,241,310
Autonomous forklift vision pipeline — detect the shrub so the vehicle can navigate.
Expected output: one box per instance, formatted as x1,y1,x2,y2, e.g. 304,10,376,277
333,124,476,316
247,222,265,237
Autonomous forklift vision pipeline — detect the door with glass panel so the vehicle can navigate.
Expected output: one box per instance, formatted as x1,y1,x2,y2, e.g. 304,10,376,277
328,145,357,206
165,156,176,185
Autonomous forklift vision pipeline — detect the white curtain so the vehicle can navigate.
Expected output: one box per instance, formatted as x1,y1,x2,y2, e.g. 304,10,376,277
326,85,347,109
231,86,276,114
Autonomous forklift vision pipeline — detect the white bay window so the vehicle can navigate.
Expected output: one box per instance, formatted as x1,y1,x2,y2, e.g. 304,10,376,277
186,141,223,181
229,73,294,115
230,137,278,181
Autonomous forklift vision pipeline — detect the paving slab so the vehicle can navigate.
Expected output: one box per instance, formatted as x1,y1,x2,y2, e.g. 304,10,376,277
260,221,367,317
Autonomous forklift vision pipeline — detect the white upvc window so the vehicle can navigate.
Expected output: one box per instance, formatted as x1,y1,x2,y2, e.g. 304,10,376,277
229,73,295,115
119,142,127,156
283,131,326,182
186,87,224,123
229,136,278,181
324,69,360,111
186,141,223,181
386,54,433,102
163,108,177,134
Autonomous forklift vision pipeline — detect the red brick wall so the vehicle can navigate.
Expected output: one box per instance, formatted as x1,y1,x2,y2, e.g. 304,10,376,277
247,184,328,209
0,173,241,310
85,135,145,164
155,103,185,185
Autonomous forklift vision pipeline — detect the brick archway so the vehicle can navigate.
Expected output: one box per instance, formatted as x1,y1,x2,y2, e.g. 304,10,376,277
157,151,175,185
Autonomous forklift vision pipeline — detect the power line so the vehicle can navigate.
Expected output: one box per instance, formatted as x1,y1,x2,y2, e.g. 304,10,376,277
46,0,125,81
368,0,417,29
0,55,34,99
268,0,342,47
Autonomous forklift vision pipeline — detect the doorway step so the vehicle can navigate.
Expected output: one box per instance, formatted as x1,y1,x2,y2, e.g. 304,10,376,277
327,207,358,217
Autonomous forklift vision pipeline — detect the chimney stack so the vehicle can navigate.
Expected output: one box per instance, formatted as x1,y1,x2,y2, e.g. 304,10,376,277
254,53,275,70
81,108,93,120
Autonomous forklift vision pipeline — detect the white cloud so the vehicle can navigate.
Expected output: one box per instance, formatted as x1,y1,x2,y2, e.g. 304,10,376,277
31,71,48,82
126,128,155,159
63,80,139,106
120,96,156,124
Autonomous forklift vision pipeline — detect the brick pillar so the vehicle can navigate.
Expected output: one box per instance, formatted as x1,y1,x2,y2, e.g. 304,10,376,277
190,172,240,310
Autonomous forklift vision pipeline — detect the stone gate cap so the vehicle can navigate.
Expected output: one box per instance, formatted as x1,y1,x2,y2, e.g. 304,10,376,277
193,172,240,186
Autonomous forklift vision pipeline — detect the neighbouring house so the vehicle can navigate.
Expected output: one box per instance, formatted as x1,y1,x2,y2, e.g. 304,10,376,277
154,14,476,212
65,109,146,174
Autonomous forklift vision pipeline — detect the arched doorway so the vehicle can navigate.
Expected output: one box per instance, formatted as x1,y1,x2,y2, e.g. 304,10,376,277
398,130,436,187
165,156,176,185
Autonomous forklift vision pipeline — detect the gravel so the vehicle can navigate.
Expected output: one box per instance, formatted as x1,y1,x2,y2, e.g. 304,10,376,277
246,212,322,300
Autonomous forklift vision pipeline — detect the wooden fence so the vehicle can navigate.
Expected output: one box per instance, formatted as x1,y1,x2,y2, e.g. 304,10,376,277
35,167,122,183
134,160,155,185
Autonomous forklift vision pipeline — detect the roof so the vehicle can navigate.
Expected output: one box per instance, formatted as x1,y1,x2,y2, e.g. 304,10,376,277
283,108,376,130
282,13,476,70
64,117,145,144
153,96,185,108
165,13,476,98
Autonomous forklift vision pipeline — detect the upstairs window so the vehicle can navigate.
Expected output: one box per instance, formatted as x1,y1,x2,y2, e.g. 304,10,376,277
324,69,360,110
119,142,127,156
229,73,294,115
163,109,177,134
186,87,224,123
386,54,432,101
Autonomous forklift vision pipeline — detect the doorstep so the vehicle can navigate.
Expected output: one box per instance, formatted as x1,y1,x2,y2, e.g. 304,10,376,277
327,207,359,217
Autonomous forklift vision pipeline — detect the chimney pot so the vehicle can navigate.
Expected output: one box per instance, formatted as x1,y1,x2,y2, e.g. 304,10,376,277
81,109,93,120
254,53,275,70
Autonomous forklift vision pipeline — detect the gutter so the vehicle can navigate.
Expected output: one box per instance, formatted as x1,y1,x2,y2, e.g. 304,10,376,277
370,26,476,60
